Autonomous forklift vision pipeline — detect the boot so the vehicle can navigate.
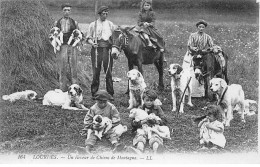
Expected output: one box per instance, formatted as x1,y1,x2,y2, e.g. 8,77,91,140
85,144,92,154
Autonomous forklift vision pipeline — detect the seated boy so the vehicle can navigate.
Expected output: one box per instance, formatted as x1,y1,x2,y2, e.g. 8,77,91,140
83,90,126,153
129,89,168,154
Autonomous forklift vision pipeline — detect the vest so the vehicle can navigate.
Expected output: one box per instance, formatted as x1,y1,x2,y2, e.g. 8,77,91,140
56,17,77,44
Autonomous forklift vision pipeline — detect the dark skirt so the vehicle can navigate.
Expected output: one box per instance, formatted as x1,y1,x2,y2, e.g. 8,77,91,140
137,26,165,49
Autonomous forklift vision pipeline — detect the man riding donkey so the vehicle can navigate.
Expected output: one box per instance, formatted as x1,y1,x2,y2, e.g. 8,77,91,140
182,20,226,97
135,0,167,63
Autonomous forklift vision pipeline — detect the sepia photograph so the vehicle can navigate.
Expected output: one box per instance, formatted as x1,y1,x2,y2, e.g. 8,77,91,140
0,0,259,164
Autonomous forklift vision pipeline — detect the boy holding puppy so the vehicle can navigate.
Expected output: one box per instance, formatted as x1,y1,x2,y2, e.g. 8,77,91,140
129,89,168,154
83,90,126,153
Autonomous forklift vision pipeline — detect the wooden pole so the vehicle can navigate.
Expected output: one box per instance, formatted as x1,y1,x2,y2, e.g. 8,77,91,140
94,0,98,68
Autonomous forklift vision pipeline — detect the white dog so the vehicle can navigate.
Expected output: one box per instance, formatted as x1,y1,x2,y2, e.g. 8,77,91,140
49,27,63,54
210,78,245,126
67,29,83,47
42,84,88,110
129,108,149,122
168,64,193,113
87,115,113,140
113,124,128,137
127,69,146,109
2,90,37,102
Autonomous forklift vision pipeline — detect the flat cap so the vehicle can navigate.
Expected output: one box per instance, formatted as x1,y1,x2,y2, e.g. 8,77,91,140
94,90,113,101
196,20,208,27
61,3,72,9
97,6,109,14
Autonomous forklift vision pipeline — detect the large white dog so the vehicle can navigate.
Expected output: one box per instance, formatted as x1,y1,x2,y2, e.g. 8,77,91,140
2,90,38,102
210,78,245,126
168,63,193,113
42,84,88,110
127,69,146,109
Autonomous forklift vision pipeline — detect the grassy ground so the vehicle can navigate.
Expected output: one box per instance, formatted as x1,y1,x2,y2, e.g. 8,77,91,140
0,8,258,157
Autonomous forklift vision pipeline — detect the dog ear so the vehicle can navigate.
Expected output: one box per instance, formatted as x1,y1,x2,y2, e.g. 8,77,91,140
27,93,35,99
76,86,83,95
177,65,183,74
127,72,130,78
220,78,227,88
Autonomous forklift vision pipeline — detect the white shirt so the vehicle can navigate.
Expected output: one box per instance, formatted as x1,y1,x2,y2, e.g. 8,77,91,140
86,19,116,41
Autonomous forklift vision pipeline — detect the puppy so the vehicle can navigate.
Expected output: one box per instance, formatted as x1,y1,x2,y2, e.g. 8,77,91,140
67,29,83,47
127,69,146,109
168,63,193,113
210,78,245,126
2,90,37,102
244,99,257,116
49,27,63,54
87,115,113,140
150,125,171,140
113,124,128,137
129,108,149,122
42,84,88,110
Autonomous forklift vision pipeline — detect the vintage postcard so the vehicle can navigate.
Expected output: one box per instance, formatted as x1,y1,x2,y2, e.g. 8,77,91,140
0,0,259,164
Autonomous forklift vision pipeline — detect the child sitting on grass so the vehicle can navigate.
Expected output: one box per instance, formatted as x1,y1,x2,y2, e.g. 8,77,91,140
198,105,226,150
129,89,169,154
83,90,126,153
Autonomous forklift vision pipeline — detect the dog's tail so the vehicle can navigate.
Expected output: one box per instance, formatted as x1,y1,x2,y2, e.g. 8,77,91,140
2,95,9,101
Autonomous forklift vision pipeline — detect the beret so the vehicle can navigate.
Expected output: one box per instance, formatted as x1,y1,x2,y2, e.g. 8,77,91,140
97,6,109,14
94,90,113,101
196,20,208,27
61,3,72,9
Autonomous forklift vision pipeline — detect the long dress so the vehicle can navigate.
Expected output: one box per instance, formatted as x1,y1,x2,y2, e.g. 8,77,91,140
136,10,165,50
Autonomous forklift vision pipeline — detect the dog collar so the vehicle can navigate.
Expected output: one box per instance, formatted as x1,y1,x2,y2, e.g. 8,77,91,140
217,86,228,105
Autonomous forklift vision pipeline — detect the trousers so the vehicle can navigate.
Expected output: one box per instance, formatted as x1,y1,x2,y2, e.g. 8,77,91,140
91,46,114,96
57,45,78,91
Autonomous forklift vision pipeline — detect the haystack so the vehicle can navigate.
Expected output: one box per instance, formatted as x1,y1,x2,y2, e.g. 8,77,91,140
0,0,91,96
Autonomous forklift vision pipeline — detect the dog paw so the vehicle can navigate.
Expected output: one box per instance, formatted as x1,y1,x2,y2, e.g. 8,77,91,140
241,119,246,123
172,107,176,112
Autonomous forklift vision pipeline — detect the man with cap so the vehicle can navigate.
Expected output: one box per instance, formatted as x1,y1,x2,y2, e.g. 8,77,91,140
83,90,126,153
53,3,81,91
86,6,117,97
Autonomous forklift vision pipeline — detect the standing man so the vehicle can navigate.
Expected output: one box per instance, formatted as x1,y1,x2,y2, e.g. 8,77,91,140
86,6,117,97
53,3,80,91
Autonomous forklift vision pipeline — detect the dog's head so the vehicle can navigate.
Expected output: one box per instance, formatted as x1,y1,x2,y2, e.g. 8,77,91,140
72,29,83,39
210,78,227,94
68,84,83,98
93,115,103,124
127,69,143,84
129,108,137,118
168,64,183,78
25,90,38,100
50,27,61,36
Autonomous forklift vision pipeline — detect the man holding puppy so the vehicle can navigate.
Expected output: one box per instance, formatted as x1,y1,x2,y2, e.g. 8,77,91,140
86,6,117,98
53,3,80,91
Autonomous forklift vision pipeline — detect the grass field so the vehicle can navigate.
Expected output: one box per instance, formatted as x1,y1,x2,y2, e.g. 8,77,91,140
0,6,258,161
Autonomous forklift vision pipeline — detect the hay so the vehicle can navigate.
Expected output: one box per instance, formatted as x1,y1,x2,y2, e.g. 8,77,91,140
0,0,59,96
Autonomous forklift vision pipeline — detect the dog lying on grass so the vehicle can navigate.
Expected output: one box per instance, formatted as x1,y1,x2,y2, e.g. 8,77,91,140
2,90,38,103
49,27,63,54
87,115,113,140
42,84,88,110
